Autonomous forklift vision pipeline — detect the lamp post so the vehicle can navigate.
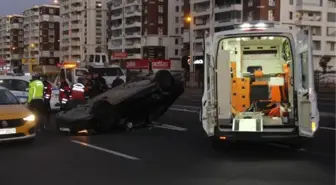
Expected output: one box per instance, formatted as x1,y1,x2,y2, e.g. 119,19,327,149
185,15,195,86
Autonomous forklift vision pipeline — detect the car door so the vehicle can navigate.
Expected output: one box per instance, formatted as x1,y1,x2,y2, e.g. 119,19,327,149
9,79,29,103
295,27,320,137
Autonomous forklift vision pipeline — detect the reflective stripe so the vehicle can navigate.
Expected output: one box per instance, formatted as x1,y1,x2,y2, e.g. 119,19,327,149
32,86,36,99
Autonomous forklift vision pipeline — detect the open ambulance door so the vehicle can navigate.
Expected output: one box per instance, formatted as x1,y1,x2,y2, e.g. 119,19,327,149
295,27,320,138
201,34,215,136
201,33,231,137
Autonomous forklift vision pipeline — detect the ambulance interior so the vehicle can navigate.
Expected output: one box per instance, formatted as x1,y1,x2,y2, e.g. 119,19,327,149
219,36,294,125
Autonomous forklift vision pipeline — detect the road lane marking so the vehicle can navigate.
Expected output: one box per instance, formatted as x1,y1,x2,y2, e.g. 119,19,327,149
169,107,199,113
151,122,187,131
319,126,336,131
71,140,140,160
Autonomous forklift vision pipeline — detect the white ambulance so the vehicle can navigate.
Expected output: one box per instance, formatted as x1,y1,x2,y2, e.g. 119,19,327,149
200,22,319,149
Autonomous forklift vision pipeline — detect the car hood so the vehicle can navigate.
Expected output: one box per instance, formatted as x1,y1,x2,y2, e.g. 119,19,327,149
0,105,32,120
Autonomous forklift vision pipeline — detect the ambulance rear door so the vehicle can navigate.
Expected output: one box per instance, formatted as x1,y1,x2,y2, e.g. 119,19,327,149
295,27,319,138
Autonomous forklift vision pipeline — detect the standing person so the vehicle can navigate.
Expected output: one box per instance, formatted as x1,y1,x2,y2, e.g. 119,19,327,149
111,73,125,88
94,72,108,92
41,74,52,129
28,73,46,131
59,78,71,110
68,79,86,109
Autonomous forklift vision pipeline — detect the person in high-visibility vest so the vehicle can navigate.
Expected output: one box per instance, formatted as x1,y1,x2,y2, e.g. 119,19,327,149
28,73,46,131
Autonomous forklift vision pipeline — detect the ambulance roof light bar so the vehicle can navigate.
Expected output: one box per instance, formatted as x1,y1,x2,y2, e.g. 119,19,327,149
236,21,277,31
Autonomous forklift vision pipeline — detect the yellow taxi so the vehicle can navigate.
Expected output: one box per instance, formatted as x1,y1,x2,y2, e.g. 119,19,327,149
0,86,36,143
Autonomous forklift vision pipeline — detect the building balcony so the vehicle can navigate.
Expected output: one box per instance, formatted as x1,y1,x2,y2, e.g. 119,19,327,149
125,43,141,48
214,4,242,13
111,14,122,20
125,10,141,17
125,0,141,7
124,22,141,28
111,24,122,30
71,49,81,55
124,32,141,38
71,24,81,30
70,15,81,21
296,2,323,12
111,44,122,49
70,32,81,38
193,8,210,17
111,35,122,40
111,3,122,10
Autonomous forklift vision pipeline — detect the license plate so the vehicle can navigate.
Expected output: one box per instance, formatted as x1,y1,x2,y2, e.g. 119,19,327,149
0,128,16,135
59,127,70,132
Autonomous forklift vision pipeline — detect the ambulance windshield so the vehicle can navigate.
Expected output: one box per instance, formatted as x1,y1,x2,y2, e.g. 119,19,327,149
218,35,294,125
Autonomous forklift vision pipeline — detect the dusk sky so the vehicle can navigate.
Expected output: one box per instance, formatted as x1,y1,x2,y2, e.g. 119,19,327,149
0,0,51,16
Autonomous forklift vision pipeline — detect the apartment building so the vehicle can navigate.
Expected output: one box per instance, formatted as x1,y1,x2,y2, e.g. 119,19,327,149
183,0,243,72
23,4,60,73
279,0,336,71
108,0,183,70
60,0,108,62
0,15,24,68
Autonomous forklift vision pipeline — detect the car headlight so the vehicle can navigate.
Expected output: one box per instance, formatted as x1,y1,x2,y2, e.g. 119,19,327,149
23,115,35,122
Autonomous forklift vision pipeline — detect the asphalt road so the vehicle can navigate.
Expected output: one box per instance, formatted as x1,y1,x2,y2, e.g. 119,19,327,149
0,89,335,185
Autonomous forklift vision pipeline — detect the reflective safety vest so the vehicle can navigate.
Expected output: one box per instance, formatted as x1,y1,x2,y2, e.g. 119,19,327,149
71,83,85,101
28,80,44,103
59,82,71,104
43,81,52,100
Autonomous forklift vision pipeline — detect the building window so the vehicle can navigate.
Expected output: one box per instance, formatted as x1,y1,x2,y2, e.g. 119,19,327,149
248,11,253,20
290,0,293,5
175,6,179,12
331,42,335,51
289,12,293,20
175,38,179,44
158,27,163,35
269,0,275,6
175,28,179,34
158,16,163,24
327,12,336,22
158,5,163,13
268,10,274,21
175,17,179,23
248,0,253,7
175,49,179,55
159,38,163,45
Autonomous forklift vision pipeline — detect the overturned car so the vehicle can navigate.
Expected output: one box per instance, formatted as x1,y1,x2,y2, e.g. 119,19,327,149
55,70,185,134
